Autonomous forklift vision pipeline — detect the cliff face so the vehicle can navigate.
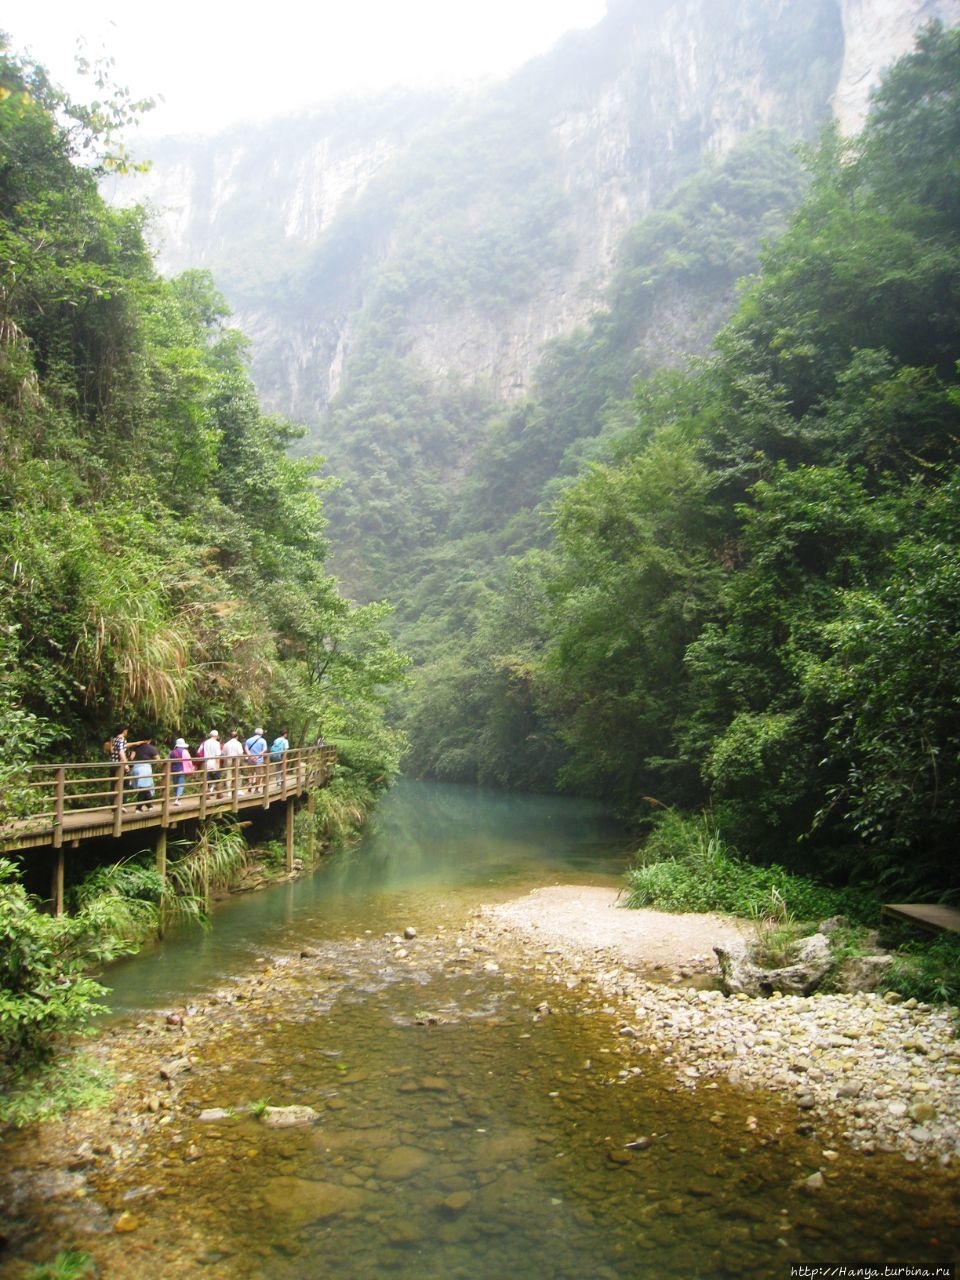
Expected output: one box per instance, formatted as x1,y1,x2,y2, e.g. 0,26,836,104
127,91,451,275
833,0,959,131
114,0,960,422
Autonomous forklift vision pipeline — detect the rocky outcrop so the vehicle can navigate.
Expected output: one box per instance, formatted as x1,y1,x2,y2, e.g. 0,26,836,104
833,0,960,132
715,932,835,997
714,919,898,998
109,0,960,420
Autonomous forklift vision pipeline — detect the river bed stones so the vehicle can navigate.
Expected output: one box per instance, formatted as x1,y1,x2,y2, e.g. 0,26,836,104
106,909,960,1169
467,906,960,1165
260,1105,321,1128
3,901,959,1280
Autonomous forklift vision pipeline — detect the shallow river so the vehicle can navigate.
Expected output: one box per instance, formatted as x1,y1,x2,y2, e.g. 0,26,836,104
2,781,958,1279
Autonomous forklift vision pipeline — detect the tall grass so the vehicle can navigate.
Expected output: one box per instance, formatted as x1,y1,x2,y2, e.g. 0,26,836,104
166,819,248,913
880,932,960,1005
307,775,375,849
625,809,875,923
69,860,167,963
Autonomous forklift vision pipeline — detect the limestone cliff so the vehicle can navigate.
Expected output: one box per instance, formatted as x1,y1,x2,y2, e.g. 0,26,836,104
112,0,960,422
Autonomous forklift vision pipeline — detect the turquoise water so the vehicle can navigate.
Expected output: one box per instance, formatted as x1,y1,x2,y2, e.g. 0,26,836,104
101,780,633,1014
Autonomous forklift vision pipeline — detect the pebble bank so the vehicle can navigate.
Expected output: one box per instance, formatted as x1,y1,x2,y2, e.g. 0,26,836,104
468,907,960,1166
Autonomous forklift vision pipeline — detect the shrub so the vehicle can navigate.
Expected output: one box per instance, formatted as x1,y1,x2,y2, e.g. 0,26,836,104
625,809,877,922
881,933,960,1005
68,859,168,962
0,860,108,1070
166,818,248,913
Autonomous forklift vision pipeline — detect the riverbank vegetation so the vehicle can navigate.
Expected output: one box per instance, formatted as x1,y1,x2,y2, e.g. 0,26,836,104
0,780,373,1109
0,38,407,780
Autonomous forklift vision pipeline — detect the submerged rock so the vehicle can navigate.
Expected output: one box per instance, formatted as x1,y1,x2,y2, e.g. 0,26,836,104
260,1104,321,1128
260,1176,367,1226
159,1056,192,1080
376,1146,432,1181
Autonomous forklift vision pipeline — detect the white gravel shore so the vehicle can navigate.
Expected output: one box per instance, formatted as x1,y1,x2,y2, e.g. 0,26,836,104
469,885,960,1165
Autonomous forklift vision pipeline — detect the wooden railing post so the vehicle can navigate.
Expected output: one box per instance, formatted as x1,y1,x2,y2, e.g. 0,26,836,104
112,764,125,837
160,757,171,827
53,766,66,850
285,797,295,872
231,754,241,812
51,849,65,917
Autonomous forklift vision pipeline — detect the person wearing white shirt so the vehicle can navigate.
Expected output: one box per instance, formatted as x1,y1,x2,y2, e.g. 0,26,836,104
202,729,223,796
222,728,245,793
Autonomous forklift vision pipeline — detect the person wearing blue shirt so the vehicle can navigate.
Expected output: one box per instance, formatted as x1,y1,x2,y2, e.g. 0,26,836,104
269,731,290,783
244,727,268,792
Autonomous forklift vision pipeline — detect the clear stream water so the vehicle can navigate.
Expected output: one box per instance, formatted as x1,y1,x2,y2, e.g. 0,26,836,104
2,781,958,1279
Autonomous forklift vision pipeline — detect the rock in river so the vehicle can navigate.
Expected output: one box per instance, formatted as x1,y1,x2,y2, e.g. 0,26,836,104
261,1104,321,1128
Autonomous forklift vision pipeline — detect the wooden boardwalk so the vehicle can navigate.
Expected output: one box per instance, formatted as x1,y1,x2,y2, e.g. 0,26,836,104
882,903,960,935
0,746,336,911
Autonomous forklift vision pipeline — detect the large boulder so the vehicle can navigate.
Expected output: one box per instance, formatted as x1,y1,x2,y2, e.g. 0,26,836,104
833,952,894,993
714,932,833,997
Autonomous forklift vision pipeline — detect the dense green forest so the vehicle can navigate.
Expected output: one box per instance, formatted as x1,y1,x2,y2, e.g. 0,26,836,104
392,24,960,900
0,40,408,807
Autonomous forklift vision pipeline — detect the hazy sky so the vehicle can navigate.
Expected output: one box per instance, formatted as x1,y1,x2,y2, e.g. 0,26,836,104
4,1,608,137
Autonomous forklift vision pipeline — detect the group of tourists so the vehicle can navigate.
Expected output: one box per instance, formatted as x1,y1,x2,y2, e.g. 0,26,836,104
109,726,290,811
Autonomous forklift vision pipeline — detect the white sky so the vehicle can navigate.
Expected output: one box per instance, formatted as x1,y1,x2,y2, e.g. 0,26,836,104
3,1,608,137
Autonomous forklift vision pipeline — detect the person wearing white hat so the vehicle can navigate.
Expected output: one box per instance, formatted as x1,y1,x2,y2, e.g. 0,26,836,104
170,736,192,805
202,728,223,796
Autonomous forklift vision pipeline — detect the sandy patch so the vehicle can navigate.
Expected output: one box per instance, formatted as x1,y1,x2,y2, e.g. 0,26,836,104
479,884,751,978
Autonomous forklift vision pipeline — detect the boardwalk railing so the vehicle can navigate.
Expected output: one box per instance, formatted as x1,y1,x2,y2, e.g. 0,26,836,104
0,745,337,856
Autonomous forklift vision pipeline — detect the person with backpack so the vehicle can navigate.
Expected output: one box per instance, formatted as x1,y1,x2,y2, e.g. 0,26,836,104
244,727,268,793
269,730,290,784
108,726,133,805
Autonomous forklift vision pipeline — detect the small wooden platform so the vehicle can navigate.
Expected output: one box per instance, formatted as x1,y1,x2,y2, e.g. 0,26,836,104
882,903,960,935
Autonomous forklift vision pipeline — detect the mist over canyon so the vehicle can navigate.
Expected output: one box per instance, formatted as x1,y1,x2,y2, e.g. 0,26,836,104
116,0,955,422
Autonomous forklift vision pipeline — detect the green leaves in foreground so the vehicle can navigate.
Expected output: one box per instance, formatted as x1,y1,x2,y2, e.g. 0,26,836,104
0,859,108,1067
0,1053,114,1129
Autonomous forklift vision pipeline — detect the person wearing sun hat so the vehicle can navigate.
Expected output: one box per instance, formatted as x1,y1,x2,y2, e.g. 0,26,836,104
202,728,222,796
244,726,268,792
170,736,192,805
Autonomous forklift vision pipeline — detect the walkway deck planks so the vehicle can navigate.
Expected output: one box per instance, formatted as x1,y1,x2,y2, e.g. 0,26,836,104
881,903,960,935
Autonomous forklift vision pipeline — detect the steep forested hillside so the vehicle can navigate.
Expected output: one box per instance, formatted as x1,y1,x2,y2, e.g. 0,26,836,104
416,23,960,897
0,42,407,805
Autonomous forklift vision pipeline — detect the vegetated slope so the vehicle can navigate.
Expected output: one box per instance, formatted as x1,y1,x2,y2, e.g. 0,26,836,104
104,3,960,833
0,42,407,803
472,24,960,900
